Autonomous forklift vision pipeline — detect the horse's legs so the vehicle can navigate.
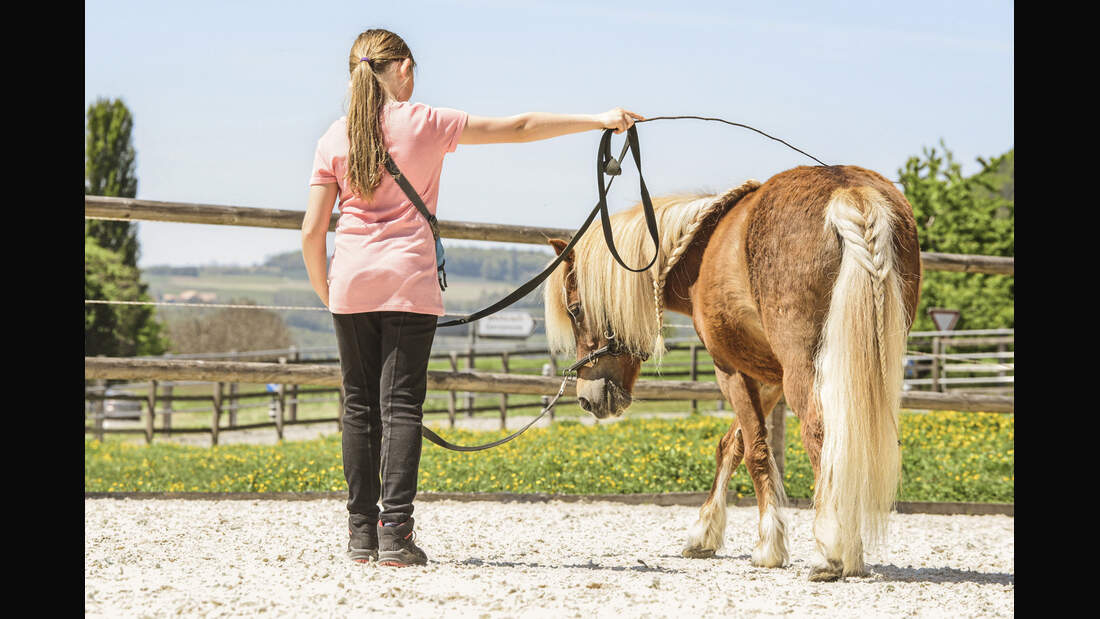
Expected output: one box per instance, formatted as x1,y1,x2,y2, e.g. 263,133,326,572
682,412,743,558
708,367,789,567
782,360,864,581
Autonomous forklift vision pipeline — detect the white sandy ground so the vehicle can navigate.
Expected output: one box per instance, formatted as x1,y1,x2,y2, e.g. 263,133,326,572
85,498,1013,617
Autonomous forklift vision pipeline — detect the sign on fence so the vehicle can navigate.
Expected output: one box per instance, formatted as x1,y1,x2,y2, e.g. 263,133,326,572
476,311,536,339
928,308,960,332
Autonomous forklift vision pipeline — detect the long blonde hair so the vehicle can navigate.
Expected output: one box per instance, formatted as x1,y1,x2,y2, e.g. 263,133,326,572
346,29,415,200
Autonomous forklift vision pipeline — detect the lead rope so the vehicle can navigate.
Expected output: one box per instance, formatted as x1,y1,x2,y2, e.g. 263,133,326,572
420,371,573,452
635,115,829,166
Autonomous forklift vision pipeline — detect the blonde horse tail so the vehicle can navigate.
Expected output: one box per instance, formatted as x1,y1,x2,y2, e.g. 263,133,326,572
812,186,907,573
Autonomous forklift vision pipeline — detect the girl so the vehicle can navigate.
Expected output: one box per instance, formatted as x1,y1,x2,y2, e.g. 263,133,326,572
301,28,642,567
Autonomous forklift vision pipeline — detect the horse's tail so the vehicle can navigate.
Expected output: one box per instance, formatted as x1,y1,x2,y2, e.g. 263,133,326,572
813,186,907,570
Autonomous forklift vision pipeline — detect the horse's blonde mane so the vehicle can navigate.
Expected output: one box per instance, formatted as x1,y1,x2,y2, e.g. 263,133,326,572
544,181,759,362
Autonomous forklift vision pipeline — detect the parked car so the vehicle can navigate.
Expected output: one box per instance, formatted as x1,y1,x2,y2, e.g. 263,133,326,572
102,388,143,421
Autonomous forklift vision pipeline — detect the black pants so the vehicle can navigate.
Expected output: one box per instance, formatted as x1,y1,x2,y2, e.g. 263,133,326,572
332,311,437,525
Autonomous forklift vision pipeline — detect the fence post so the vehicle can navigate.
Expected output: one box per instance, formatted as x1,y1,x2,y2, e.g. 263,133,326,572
212,382,222,446
448,351,458,429
161,382,173,436
931,336,942,392
466,330,476,418
690,343,699,414
287,346,298,422
277,356,291,427
228,350,239,427
275,383,286,441
499,351,509,430
548,353,558,421
145,379,157,445
93,355,106,441
770,398,786,482
541,363,555,421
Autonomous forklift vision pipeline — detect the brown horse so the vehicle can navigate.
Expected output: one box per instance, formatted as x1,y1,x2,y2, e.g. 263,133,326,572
543,165,921,581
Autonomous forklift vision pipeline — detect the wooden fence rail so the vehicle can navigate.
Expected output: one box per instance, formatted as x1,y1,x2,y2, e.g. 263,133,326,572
85,196,1014,275
85,356,1014,478
86,357,1014,412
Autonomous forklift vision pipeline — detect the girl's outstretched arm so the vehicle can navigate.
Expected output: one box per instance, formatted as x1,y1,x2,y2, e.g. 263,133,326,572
458,107,643,145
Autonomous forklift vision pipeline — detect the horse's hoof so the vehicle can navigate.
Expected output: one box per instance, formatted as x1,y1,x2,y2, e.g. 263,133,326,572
844,566,870,578
682,546,717,559
807,560,844,582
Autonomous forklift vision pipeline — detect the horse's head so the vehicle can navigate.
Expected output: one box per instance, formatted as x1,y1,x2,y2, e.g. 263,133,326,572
545,238,649,418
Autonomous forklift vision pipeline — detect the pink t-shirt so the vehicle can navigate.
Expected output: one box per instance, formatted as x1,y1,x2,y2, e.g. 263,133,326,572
310,101,468,315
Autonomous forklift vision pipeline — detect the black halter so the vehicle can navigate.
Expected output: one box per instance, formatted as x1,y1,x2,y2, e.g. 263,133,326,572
564,331,650,375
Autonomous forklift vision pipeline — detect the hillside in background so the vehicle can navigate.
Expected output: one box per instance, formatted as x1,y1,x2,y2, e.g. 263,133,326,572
144,245,557,350
149,245,556,283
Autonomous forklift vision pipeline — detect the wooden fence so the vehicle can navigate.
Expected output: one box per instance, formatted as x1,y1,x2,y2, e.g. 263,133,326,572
88,329,1012,437
85,196,1015,275
85,196,1014,478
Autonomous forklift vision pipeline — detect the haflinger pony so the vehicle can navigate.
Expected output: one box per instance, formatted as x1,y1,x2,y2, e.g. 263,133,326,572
544,165,921,582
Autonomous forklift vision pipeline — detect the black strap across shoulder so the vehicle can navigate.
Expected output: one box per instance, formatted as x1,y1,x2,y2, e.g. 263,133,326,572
383,154,447,290
384,154,439,238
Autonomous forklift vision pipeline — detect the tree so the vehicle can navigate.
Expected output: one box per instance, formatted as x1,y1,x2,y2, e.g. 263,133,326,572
84,97,169,356
85,97,140,265
85,237,168,356
899,142,1014,331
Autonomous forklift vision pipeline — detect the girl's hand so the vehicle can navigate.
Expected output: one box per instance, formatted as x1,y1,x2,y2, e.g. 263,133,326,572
599,107,644,134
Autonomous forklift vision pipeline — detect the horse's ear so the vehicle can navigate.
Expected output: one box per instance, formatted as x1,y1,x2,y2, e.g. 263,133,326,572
548,238,573,262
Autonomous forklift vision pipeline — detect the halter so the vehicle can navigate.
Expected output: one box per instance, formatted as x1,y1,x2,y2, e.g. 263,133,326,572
564,331,651,375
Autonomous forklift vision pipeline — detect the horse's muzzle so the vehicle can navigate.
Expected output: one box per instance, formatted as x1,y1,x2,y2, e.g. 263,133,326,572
576,377,632,418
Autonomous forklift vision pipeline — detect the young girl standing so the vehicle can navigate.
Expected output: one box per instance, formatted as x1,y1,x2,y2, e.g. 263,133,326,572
301,28,642,567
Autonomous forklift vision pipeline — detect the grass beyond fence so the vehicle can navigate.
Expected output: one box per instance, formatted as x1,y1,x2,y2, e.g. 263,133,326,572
85,410,1013,503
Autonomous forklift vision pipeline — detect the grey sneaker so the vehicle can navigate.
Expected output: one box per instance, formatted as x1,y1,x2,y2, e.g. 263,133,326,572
347,513,378,563
377,517,428,567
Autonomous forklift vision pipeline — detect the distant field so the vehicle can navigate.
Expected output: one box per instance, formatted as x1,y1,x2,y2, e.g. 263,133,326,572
144,268,556,350
145,273,314,305
145,272,537,309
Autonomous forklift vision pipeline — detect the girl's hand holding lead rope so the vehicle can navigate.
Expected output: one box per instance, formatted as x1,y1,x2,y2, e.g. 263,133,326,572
599,107,645,134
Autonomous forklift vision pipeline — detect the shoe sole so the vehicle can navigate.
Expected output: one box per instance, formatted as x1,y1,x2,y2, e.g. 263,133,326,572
377,551,427,567
347,550,378,563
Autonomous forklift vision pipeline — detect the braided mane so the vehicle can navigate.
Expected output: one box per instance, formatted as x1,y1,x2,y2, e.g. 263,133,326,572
544,180,760,362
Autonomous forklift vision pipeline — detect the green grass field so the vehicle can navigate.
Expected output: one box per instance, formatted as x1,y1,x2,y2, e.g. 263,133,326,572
99,273,1013,502
85,409,1013,503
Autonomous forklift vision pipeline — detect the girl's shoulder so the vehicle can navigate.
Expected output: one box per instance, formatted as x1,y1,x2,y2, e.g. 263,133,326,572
385,101,465,118
326,116,348,133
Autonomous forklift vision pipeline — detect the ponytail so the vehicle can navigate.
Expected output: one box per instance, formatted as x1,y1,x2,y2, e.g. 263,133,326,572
345,29,415,200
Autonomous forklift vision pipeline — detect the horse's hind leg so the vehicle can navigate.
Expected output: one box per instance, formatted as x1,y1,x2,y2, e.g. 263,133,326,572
782,359,864,581
682,415,744,558
693,367,789,567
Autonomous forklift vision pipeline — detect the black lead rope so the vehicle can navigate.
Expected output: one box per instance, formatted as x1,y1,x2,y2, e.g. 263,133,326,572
636,115,830,167
420,372,571,452
436,124,654,328
596,126,660,273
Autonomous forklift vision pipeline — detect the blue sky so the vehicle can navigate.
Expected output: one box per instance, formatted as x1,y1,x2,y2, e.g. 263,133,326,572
84,0,1014,267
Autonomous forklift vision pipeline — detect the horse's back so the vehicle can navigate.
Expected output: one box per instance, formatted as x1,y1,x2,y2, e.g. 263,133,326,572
745,165,920,333
695,165,920,382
